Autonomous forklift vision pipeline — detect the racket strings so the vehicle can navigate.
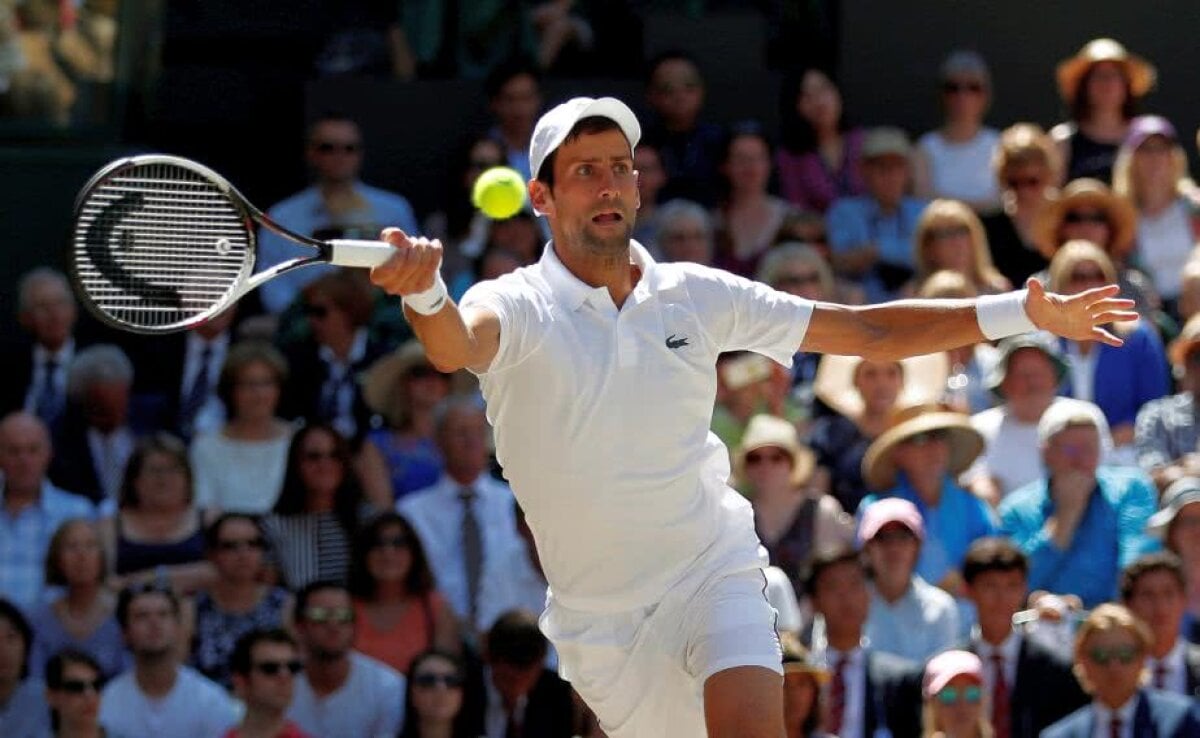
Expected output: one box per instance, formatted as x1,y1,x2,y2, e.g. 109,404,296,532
72,161,252,330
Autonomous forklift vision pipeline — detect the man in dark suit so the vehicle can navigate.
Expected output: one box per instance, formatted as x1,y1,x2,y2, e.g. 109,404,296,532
961,537,1089,738
474,609,575,738
1121,552,1200,700
1043,604,1200,738
807,546,923,738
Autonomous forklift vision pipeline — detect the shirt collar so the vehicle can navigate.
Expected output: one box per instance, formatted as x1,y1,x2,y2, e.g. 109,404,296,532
318,328,369,367
186,331,229,355
1152,639,1186,669
538,239,681,312
32,337,74,365
1093,694,1138,726
976,630,1021,663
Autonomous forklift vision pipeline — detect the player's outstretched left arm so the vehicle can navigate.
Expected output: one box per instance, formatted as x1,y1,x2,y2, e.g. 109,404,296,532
801,278,1137,361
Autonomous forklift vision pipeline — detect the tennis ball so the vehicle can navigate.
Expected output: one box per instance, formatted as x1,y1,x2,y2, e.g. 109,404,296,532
472,166,527,220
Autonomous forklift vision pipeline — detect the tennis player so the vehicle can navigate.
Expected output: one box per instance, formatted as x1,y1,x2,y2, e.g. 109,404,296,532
369,97,1134,738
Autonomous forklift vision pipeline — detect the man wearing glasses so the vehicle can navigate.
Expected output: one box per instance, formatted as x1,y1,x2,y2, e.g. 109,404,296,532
226,629,311,738
287,581,405,738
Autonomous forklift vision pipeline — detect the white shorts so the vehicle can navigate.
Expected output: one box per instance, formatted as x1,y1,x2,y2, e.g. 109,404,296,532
540,565,782,738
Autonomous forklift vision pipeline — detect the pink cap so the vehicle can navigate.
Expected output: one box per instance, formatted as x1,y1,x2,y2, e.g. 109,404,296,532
923,650,983,698
859,497,925,544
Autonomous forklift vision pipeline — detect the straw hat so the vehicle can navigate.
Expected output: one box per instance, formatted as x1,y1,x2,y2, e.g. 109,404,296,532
1030,178,1137,260
860,403,984,491
361,340,440,424
1056,38,1156,103
812,353,949,420
732,414,816,488
1168,313,1200,367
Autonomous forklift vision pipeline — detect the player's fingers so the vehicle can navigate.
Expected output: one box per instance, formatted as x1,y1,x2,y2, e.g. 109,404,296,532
1092,327,1125,347
1090,311,1135,325
379,227,412,248
1025,277,1045,299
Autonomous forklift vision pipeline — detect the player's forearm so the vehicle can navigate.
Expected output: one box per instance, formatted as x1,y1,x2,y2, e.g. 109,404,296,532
406,301,484,372
805,298,986,360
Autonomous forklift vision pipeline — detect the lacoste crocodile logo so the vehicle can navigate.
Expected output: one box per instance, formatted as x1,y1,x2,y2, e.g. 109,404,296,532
666,334,689,349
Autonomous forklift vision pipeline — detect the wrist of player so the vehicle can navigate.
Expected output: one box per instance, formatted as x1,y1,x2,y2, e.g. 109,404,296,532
402,271,448,315
976,289,1038,340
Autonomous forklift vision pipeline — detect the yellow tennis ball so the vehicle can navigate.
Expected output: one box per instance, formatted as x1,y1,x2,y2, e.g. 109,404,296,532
472,166,527,220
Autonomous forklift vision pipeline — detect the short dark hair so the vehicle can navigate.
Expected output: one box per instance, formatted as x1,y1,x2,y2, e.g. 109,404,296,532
294,580,351,622
229,628,297,676
116,583,181,629
1120,552,1187,602
215,342,288,417
45,647,102,689
118,433,193,509
486,609,546,667
45,518,106,587
803,546,863,597
535,116,627,190
306,111,360,143
0,599,32,678
349,512,435,600
962,537,1029,585
484,55,541,100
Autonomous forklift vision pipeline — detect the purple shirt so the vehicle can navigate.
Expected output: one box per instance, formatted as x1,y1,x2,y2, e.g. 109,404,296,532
776,128,867,213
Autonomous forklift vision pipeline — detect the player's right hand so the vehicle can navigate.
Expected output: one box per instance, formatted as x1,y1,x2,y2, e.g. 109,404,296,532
371,228,443,296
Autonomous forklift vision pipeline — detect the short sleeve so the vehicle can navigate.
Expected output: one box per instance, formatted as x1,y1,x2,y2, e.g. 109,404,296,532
683,267,814,367
459,276,547,374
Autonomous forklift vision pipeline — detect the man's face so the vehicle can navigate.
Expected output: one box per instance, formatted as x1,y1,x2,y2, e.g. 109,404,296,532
489,660,543,705
1078,627,1145,708
1124,569,1186,651
863,155,909,207
19,278,76,349
852,360,903,415
1001,349,1059,419
238,641,299,714
0,617,25,683
306,120,363,185
437,406,490,475
646,58,704,128
811,560,870,637
83,381,130,433
890,431,950,480
531,129,639,259
1043,425,1101,479
123,592,179,659
491,73,541,135
297,588,355,661
0,415,51,490
965,569,1027,632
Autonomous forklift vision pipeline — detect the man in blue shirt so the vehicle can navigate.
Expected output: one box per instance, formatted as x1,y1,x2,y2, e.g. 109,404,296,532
1000,399,1157,607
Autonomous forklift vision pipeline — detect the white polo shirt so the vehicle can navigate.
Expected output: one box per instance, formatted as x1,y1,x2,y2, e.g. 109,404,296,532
460,241,813,612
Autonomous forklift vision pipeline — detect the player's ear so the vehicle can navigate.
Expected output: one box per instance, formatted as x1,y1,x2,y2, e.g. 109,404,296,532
529,179,554,217
633,170,642,211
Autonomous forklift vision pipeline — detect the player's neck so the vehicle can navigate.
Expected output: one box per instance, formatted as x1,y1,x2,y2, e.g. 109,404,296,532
552,241,640,309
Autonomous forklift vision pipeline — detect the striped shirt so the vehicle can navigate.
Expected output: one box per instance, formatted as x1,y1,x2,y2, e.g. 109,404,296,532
1135,392,1198,472
262,512,353,590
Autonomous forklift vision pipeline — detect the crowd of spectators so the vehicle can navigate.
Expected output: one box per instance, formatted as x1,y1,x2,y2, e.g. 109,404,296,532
3,6,1200,736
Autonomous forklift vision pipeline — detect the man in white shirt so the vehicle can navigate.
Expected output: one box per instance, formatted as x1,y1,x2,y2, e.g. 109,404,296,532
369,94,1134,737
287,581,404,738
1120,552,1200,698
100,585,238,738
398,396,527,635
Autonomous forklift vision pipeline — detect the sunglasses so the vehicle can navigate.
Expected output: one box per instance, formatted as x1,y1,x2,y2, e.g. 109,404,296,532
58,678,102,695
1005,176,1043,191
301,449,339,463
1088,645,1140,666
253,659,304,676
936,685,983,705
313,141,361,154
774,273,822,289
412,672,464,689
372,534,411,550
1064,210,1109,226
303,303,330,319
942,81,984,95
217,537,265,552
928,225,970,241
745,450,791,466
302,606,354,625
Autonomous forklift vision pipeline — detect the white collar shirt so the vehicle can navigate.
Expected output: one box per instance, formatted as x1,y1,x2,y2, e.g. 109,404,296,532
483,665,530,738
812,644,866,738
459,240,813,612
974,629,1021,694
317,328,368,439
1091,695,1137,738
1146,639,1187,694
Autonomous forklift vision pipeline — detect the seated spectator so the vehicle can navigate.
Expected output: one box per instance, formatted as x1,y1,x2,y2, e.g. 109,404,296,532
858,498,959,661
263,424,369,590
903,199,1010,297
44,648,106,738
360,341,452,501
0,267,79,428
400,649,478,738
1119,553,1200,696
0,599,50,738
921,650,991,738
191,342,293,514
350,512,460,674
982,124,1060,286
100,584,238,738
631,142,668,251
1046,240,1169,457
641,50,725,207
961,537,1089,738
103,434,213,595
999,399,1157,607
448,238,531,303
779,633,831,738
914,50,1001,213
654,199,715,266
1043,603,1200,738
963,333,1071,506
809,353,948,514
712,122,800,277
859,404,996,594
806,547,922,738
1135,315,1200,492
775,67,866,214
827,127,929,302
477,610,574,738
0,411,94,611
150,306,236,443
29,519,127,679
288,581,406,738
225,628,312,738
1147,478,1200,641
399,398,524,635
734,414,853,596
191,514,292,690
713,352,803,450
916,271,1001,414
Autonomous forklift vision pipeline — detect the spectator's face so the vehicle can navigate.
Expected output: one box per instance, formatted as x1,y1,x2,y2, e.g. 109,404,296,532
0,415,52,490
1131,135,1175,187
123,593,179,659
930,674,984,737
811,560,870,635
478,249,523,283
82,381,129,433
1002,161,1053,209
410,654,464,723
58,521,104,587
489,660,542,705
366,521,414,586
742,444,794,493
304,294,353,348
403,363,451,414
491,73,541,137
941,75,988,124
1043,425,1101,479
210,517,266,582
1059,212,1112,252
965,568,1027,633
1084,62,1129,114
634,146,666,204
0,616,25,683
771,260,827,301
534,130,638,257
464,139,505,190
722,134,771,195
1077,627,1144,708
659,216,712,265
852,360,903,416
863,155,909,208
865,523,920,585
1060,258,1111,296
489,217,539,263
240,641,300,714
796,69,841,132
132,451,189,512
437,406,490,477
891,430,950,480
1000,349,1059,420
924,221,974,275
19,278,75,350
307,120,363,185
1166,502,1200,564
297,429,345,499
782,672,818,734
46,661,102,728
297,588,355,660
647,59,704,128
1124,570,1186,651
231,360,281,423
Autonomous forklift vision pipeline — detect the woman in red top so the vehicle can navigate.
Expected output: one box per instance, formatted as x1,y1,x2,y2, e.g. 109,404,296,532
349,512,461,673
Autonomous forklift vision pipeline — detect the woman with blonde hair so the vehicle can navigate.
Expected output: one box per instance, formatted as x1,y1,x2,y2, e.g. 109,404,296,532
905,199,1010,297
982,124,1061,284
1047,240,1168,455
921,650,993,738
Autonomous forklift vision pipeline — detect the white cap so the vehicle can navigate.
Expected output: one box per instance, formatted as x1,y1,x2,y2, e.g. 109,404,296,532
528,96,641,182
1037,397,1111,447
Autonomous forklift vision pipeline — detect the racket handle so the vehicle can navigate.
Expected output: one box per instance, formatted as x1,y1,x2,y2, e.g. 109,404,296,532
328,239,396,268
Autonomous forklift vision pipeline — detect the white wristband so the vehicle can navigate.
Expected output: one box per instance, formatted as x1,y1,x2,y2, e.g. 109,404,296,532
402,272,448,316
976,289,1037,340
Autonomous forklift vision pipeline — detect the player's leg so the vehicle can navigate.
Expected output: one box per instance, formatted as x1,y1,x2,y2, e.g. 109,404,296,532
704,665,784,738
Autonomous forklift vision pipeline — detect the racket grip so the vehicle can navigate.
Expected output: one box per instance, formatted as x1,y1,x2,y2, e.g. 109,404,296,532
328,239,396,268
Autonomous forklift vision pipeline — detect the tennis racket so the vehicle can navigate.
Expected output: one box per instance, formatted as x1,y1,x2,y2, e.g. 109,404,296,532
69,154,398,334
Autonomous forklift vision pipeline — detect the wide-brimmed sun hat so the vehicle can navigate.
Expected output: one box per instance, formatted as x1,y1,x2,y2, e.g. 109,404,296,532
1030,178,1137,260
1056,38,1156,103
861,402,984,491
733,414,816,488
361,340,444,424
812,353,949,420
